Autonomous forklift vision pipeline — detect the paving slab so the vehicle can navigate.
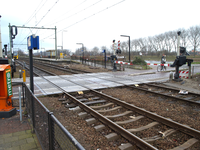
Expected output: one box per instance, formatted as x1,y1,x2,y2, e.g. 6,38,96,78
0,115,41,150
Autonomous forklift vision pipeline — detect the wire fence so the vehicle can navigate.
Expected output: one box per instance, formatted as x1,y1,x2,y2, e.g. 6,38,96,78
24,84,85,150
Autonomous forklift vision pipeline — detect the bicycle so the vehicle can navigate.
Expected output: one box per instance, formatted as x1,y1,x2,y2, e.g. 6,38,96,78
157,64,166,72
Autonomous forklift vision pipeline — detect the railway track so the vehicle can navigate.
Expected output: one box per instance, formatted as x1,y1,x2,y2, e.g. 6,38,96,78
130,83,200,105
16,60,56,76
40,75,200,149
20,57,92,74
16,59,200,149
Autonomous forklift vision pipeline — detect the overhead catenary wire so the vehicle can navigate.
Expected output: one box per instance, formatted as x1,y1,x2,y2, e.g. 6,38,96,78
45,0,88,26
15,0,126,50
43,0,126,40
16,0,59,48
35,0,60,26
23,0,48,25
46,0,102,27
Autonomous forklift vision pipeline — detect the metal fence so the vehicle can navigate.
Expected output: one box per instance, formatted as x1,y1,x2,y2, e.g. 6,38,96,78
25,84,85,150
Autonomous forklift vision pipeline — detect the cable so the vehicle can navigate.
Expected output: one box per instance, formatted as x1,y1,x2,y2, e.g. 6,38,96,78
24,0,48,25
45,0,88,26
43,0,126,40
47,0,102,27
35,0,60,26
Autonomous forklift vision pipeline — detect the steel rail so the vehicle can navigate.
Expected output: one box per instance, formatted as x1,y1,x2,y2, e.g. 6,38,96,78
33,60,80,74
34,59,92,73
56,73,200,140
40,76,157,150
91,89,200,140
128,85,200,105
16,59,200,147
16,60,56,76
147,83,200,96
16,60,39,76
26,57,92,74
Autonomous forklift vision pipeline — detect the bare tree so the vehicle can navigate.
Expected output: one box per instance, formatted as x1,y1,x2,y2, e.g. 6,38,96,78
164,32,173,52
188,25,200,57
179,28,189,48
168,30,177,52
120,41,128,54
147,36,154,54
91,46,99,56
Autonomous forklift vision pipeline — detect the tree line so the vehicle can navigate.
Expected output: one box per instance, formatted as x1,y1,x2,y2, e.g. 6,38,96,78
74,25,200,57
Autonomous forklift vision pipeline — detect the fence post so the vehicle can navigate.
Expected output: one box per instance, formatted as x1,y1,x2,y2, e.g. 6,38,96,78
22,83,25,107
192,66,194,77
48,112,54,150
188,65,191,79
31,94,35,133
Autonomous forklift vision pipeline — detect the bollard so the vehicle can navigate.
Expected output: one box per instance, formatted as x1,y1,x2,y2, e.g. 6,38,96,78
22,69,26,82
19,69,22,78
19,87,22,121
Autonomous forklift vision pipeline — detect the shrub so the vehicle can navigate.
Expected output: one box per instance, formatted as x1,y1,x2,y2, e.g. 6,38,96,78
132,57,147,65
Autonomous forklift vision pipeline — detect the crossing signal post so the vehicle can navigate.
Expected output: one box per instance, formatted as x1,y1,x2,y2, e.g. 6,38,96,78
111,40,117,71
102,49,106,69
170,31,193,81
116,40,121,54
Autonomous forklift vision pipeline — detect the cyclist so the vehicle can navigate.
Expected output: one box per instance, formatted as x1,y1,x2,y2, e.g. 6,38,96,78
161,54,166,70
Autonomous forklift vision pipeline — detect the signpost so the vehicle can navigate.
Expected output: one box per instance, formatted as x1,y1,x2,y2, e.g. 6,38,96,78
27,34,39,130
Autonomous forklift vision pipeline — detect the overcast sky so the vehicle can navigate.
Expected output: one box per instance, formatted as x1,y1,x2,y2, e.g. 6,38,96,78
1,0,200,53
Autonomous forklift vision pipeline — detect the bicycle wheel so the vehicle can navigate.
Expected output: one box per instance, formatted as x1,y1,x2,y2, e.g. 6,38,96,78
157,65,161,72
164,66,166,71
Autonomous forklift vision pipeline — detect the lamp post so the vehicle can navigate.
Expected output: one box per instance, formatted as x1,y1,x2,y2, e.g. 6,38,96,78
76,43,84,64
62,30,67,51
121,35,130,62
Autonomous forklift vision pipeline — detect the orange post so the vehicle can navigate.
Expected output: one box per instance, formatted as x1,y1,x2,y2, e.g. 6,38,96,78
0,64,16,118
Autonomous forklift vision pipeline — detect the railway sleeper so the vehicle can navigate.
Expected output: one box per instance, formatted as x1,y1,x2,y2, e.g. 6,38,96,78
97,106,122,113
127,122,159,133
94,124,106,131
169,138,198,150
105,111,133,120
86,118,97,125
142,129,177,143
118,143,134,150
65,100,107,108
115,115,144,125
105,132,120,141
78,112,88,118
90,102,114,110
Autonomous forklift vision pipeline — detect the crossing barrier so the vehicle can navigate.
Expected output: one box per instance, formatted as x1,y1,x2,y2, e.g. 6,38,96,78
179,70,189,79
115,61,170,67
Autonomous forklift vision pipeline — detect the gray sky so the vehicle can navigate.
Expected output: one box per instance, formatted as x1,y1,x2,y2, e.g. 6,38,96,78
1,0,200,53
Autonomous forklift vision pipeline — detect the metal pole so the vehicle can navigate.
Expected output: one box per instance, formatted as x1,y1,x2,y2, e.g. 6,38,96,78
9,23,12,63
105,50,106,69
19,87,22,121
29,49,34,93
55,26,57,60
82,44,84,64
48,112,54,150
62,31,63,52
177,31,181,56
128,36,130,62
